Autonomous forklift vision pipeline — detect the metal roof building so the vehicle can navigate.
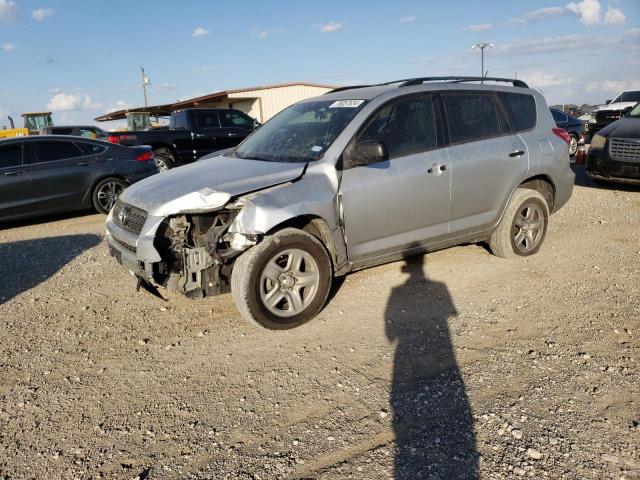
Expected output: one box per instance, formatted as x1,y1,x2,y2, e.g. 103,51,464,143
95,82,335,124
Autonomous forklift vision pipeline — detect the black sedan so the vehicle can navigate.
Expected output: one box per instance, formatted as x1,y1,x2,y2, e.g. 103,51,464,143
0,135,158,222
550,108,586,157
587,104,640,185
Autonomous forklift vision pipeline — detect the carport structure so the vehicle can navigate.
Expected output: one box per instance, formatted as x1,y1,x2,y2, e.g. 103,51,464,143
95,82,335,124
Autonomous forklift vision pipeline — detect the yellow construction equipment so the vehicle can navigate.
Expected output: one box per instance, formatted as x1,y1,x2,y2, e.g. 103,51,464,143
1,112,54,139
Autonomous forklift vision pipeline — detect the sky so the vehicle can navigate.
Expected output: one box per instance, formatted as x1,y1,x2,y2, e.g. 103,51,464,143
0,0,639,128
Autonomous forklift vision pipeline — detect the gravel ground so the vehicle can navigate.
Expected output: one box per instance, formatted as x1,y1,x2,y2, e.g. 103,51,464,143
0,165,638,480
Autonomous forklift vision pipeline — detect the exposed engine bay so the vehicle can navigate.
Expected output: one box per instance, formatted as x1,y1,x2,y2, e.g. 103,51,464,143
150,209,255,299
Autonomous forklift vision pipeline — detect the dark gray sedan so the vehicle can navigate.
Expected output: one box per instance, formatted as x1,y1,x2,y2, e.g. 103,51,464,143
0,135,158,222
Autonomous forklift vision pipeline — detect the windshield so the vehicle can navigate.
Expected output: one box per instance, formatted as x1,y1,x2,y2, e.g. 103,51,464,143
628,103,640,117
234,99,367,163
612,91,640,103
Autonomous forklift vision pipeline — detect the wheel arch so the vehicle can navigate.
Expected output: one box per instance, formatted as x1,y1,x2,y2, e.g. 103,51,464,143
82,173,128,206
518,174,556,211
265,215,341,275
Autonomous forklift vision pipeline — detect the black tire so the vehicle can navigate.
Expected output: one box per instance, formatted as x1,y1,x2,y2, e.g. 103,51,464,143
92,177,127,214
569,134,579,157
489,188,549,258
231,228,332,329
153,147,175,172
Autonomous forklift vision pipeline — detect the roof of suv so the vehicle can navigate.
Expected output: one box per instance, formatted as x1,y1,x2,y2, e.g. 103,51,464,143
317,76,531,102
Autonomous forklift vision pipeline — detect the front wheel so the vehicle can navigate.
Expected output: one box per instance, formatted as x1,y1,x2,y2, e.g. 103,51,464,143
92,177,126,214
231,228,332,329
489,188,549,258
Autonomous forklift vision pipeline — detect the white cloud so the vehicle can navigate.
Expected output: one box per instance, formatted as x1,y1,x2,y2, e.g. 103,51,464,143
586,80,640,93
105,100,132,114
250,26,284,39
399,16,416,23
316,21,344,33
47,92,103,111
192,27,210,37
152,82,176,92
462,23,494,32
32,8,54,21
566,0,601,26
2,42,15,52
520,71,574,88
0,0,18,22
509,7,566,24
603,6,625,25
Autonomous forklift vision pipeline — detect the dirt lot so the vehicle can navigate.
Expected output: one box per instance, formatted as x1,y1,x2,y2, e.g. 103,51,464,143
0,165,638,479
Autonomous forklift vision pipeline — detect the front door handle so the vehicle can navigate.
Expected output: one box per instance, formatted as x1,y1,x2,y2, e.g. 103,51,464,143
509,150,525,157
427,163,447,174
77,162,94,166
196,133,207,139
3,170,23,176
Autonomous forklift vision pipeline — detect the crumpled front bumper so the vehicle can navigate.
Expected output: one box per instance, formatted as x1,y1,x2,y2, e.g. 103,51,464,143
105,208,165,281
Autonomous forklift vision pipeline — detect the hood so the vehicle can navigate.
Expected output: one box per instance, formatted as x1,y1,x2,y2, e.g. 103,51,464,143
597,116,640,138
595,101,637,112
119,155,306,216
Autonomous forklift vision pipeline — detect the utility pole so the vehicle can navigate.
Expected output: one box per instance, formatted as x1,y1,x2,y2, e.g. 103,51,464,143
472,42,494,80
141,67,149,108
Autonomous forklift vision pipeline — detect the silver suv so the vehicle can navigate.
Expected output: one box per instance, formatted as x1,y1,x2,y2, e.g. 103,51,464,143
106,77,574,329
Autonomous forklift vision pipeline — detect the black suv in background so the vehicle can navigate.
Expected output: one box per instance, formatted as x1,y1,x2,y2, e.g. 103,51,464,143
40,125,108,140
106,108,259,171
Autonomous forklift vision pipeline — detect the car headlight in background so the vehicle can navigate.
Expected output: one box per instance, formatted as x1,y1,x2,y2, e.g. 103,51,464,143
591,134,606,149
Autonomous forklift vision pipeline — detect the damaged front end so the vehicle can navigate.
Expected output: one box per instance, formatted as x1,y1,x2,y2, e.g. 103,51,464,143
151,208,256,299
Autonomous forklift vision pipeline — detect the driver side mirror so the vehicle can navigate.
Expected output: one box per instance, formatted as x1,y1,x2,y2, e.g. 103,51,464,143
253,119,261,130
351,140,388,166
605,99,612,105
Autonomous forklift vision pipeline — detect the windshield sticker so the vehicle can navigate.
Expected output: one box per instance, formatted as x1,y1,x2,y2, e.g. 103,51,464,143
329,100,365,108
310,146,323,152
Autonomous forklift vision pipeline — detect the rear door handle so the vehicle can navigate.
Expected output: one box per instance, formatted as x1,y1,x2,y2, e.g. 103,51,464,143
77,162,94,166
3,170,25,176
509,150,525,157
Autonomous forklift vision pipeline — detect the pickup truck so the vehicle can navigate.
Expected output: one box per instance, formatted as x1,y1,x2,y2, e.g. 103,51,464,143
106,108,259,171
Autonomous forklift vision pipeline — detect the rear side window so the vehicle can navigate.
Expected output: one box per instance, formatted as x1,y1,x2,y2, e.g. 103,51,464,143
550,109,567,123
443,93,501,144
220,110,254,129
34,141,84,162
0,143,22,168
498,92,537,132
77,142,107,155
194,111,221,130
358,95,438,159
170,111,189,130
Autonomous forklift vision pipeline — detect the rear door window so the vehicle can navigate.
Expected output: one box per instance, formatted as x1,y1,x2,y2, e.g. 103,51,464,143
443,93,501,144
358,95,438,159
194,111,221,130
33,141,85,163
497,92,537,132
0,143,23,168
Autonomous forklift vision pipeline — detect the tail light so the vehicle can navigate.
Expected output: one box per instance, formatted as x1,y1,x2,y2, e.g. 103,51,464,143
552,127,571,145
107,135,120,144
136,151,154,162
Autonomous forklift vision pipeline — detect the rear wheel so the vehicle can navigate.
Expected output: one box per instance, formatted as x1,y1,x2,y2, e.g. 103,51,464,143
489,188,549,258
569,134,578,156
231,228,332,329
92,177,126,214
153,147,175,172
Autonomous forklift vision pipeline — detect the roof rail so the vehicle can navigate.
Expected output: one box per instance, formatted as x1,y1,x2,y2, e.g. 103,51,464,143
326,76,528,95
398,76,529,88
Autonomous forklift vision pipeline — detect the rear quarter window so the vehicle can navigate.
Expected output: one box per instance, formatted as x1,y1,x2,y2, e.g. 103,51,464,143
443,93,501,144
77,142,107,155
497,92,537,132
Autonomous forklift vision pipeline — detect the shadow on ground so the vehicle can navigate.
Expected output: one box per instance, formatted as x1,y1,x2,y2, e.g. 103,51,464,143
0,210,99,231
386,254,478,479
0,234,102,304
572,163,640,191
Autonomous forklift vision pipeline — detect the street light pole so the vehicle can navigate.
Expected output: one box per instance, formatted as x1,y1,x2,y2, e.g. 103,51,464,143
141,67,149,108
472,42,494,80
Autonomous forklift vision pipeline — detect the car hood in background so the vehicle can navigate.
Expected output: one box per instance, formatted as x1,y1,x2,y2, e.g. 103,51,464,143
598,117,640,138
119,155,306,216
594,101,637,113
